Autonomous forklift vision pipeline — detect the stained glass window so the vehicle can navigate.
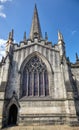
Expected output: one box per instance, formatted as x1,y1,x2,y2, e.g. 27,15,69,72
39,72,43,96
28,72,32,96
34,71,38,96
22,69,27,96
44,70,49,96
22,56,49,97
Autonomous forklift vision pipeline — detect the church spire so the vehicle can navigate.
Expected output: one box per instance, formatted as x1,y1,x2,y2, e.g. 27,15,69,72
29,4,42,40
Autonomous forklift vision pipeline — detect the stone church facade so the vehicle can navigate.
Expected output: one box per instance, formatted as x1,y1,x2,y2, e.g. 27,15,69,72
0,5,79,128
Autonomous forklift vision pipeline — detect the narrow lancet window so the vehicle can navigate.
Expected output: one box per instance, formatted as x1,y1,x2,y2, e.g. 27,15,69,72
39,72,43,96
28,72,32,96
44,70,49,96
22,69,27,96
34,71,38,96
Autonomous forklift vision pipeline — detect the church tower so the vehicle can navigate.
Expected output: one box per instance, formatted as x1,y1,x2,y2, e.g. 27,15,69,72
0,5,79,128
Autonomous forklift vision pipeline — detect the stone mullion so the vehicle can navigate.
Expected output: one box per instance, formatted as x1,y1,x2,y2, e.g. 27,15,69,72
26,70,28,96
32,71,34,96
38,71,39,96
43,70,45,96
25,70,27,96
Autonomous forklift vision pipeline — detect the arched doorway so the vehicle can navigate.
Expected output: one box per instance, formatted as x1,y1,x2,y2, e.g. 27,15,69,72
8,104,18,126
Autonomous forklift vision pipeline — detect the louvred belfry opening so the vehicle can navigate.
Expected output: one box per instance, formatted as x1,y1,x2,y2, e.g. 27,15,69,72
21,56,49,97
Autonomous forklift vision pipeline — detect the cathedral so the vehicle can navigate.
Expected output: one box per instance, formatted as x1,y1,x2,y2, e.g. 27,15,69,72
0,5,79,128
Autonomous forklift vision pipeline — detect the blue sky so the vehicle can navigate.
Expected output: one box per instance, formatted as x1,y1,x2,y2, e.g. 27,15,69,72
0,0,79,62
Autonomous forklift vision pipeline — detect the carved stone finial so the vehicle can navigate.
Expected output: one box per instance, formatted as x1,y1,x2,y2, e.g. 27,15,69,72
23,32,27,42
11,29,14,40
76,53,79,62
5,29,14,65
9,32,11,39
6,30,14,54
8,29,14,41
45,32,48,41
58,31,64,41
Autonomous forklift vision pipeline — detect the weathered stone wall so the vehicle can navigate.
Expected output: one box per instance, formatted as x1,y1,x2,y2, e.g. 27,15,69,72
71,67,79,115
19,100,76,115
0,92,5,128
5,40,67,100
0,57,10,92
0,39,78,127
0,57,10,128
71,67,79,93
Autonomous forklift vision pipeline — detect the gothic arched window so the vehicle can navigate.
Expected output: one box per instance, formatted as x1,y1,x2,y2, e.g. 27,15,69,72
21,56,49,97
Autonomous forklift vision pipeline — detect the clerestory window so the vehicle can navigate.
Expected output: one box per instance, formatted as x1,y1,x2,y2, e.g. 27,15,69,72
22,56,49,97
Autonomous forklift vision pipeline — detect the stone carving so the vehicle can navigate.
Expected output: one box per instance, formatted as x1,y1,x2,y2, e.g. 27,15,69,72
5,30,14,64
26,56,46,72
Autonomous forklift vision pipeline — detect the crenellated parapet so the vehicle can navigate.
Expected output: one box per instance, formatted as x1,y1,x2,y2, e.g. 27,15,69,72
13,38,53,51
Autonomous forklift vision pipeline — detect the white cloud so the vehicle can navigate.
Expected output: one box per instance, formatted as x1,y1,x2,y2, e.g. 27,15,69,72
71,30,77,35
0,5,4,10
0,0,12,18
0,39,6,45
0,39,6,61
0,0,12,3
0,5,6,18
0,12,6,18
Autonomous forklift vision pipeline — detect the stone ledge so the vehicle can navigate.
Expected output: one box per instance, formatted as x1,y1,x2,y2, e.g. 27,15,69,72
19,97,73,101
1,125,79,130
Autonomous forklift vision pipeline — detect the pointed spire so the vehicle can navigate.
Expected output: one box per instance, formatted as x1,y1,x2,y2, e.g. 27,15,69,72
6,29,14,58
8,29,14,41
76,53,79,62
23,31,27,42
58,31,64,42
35,3,37,9
45,32,48,41
29,4,42,40
20,32,27,44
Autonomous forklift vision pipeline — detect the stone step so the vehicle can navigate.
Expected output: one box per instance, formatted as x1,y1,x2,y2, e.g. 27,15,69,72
1,125,79,130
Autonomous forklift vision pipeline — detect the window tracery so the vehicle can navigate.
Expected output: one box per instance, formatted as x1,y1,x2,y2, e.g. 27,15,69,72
22,56,49,97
